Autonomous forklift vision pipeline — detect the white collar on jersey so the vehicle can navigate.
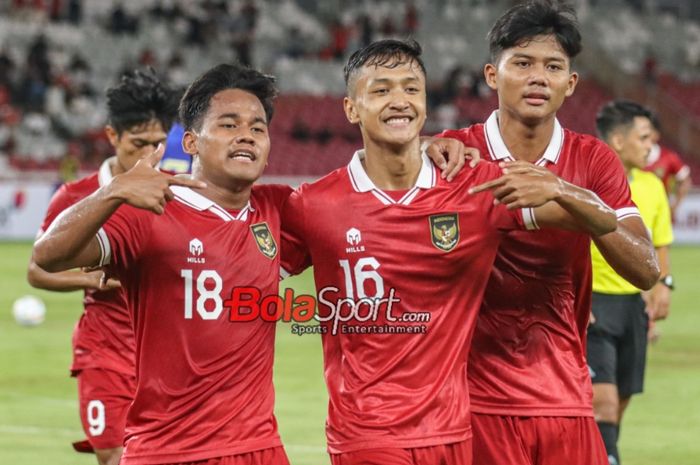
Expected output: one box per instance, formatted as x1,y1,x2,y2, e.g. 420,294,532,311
484,110,564,166
647,143,661,165
347,149,436,206
170,185,254,221
98,157,115,187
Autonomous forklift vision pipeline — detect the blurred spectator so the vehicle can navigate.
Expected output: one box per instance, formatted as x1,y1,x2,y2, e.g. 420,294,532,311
404,2,418,35
0,48,16,91
109,3,138,35
58,144,81,182
356,14,374,48
470,69,490,99
166,52,189,87
326,18,350,61
284,27,307,59
227,0,258,66
15,111,65,162
67,0,82,24
380,16,396,37
643,52,658,85
138,48,158,68
644,114,692,219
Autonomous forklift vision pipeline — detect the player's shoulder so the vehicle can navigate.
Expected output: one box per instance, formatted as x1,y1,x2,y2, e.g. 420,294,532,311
563,129,612,157
437,123,486,146
62,172,100,195
295,166,349,199
659,145,683,160
50,172,100,206
561,129,620,170
439,158,501,190
252,183,294,207
634,168,666,191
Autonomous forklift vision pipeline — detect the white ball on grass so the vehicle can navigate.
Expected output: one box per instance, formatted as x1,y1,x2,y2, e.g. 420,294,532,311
12,295,46,327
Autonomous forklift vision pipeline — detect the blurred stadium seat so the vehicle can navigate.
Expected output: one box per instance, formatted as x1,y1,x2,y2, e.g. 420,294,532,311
0,0,697,183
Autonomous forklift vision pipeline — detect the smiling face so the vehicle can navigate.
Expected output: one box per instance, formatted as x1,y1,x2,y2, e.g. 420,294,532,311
485,34,578,125
183,88,270,187
343,58,426,149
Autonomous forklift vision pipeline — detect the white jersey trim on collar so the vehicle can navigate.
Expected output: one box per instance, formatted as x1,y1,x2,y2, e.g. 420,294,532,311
346,149,436,206
484,110,564,166
98,158,115,187
646,144,661,166
170,185,253,221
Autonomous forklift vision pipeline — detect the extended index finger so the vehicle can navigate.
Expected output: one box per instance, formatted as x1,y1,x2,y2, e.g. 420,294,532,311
167,175,207,189
143,143,165,168
468,176,507,194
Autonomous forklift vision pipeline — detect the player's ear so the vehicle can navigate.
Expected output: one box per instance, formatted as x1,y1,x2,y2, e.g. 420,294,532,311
344,97,360,125
182,130,198,156
104,125,119,148
484,63,498,91
609,131,625,153
565,71,579,97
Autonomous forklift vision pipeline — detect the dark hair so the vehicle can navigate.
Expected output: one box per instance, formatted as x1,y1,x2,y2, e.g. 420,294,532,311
106,68,179,134
649,111,661,132
179,63,277,131
596,100,653,141
488,0,581,63
343,39,426,91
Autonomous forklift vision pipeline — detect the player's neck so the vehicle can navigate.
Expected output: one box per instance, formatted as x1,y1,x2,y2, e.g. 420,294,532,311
108,157,125,176
196,177,252,210
622,162,633,177
497,110,556,163
362,138,422,190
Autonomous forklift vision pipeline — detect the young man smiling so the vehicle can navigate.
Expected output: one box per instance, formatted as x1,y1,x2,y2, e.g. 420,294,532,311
29,58,476,463
437,2,660,464
32,64,292,465
281,38,616,465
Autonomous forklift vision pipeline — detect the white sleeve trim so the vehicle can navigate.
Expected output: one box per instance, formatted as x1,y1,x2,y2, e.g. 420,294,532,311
676,165,690,181
280,267,291,281
616,207,641,220
96,228,111,266
522,208,539,230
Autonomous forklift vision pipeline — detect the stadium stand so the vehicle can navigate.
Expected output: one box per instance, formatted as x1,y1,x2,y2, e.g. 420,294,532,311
0,0,698,183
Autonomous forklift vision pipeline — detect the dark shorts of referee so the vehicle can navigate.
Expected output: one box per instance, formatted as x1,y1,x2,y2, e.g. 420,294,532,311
587,292,649,398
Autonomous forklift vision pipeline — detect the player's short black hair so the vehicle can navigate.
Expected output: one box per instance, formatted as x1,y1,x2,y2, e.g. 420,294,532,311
343,39,426,93
488,0,581,63
649,112,662,132
106,68,179,135
596,100,653,141
179,63,277,132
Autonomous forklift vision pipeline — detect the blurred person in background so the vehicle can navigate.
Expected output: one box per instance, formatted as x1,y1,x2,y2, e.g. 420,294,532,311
590,100,674,465
644,113,691,220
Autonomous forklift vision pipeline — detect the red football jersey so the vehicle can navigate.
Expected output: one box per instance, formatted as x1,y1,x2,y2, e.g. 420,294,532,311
39,159,134,376
645,143,690,193
439,111,639,417
281,151,532,454
99,184,291,464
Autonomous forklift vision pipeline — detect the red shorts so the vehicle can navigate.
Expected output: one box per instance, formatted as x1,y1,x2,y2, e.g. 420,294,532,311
330,440,472,465
166,447,290,465
471,413,608,465
76,368,135,450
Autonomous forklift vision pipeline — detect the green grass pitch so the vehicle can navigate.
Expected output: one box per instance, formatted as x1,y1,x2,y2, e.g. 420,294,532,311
1,242,699,464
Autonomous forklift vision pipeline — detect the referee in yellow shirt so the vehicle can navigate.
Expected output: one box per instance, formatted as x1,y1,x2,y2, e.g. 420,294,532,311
589,101,674,465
